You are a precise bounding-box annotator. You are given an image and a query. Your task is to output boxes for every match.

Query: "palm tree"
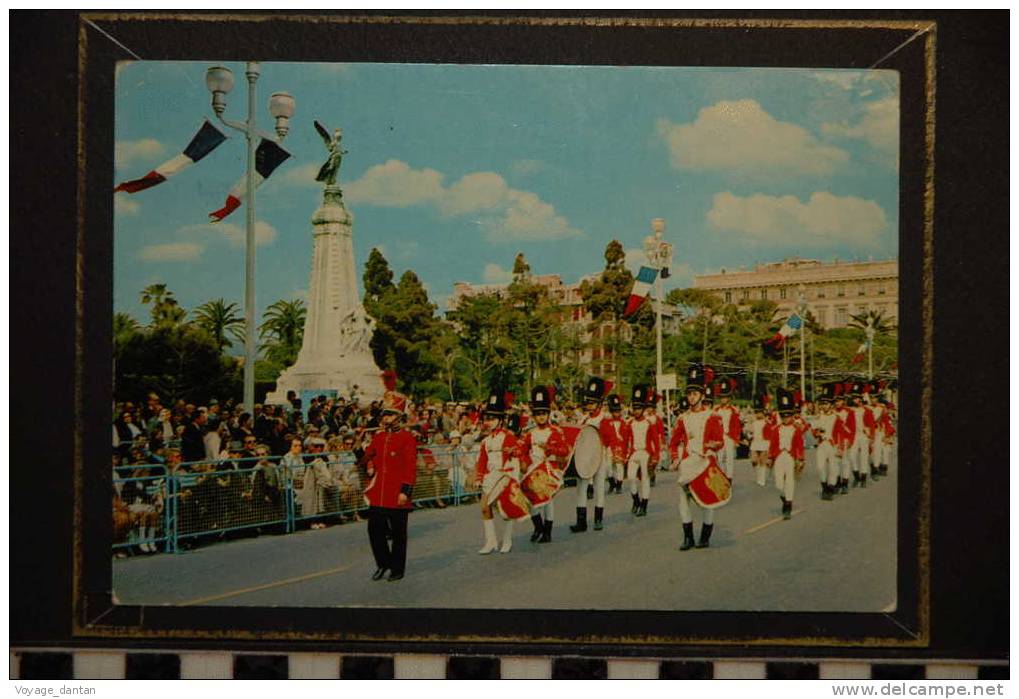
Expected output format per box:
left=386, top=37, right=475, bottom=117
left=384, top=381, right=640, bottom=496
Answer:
left=259, top=298, right=307, bottom=366
left=848, top=308, right=897, bottom=335
left=192, top=299, right=245, bottom=352
left=140, top=283, right=185, bottom=328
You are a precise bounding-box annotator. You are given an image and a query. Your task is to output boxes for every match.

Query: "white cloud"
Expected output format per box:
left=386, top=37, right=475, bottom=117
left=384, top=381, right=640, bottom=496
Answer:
left=822, top=96, right=899, bottom=161
left=344, top=160, right=582, bottom=241
left=115, top=138, right=164, bottom=168
left=707, top=191, right=887, bottom=248
left=811, top=70, right=866, bottom=91
left=483, top=263, right=513, bottom=284
left=178, top=220, right=277, bottom=248
left=138, top=242, right=204, bottom=263
left=656, top=99, right=849, bottom=177
left=114, top=194, right=140, bottom=216
left=277, top=162, right=321, bottom=188
left=623, top=247, right=648, bottom=275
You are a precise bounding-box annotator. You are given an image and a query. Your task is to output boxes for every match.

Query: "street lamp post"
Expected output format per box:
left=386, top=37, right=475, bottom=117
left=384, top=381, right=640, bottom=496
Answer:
left=644, top=218, right=673, bottom=420
left=797, top=285, right=807, bottom=401
left=866, top=322, right=876, bottom=380
left=205, top=63, right=295, bottom=413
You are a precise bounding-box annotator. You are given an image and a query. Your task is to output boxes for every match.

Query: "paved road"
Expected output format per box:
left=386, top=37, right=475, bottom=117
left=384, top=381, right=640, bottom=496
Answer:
left=114, top=458, right=896, bottom=611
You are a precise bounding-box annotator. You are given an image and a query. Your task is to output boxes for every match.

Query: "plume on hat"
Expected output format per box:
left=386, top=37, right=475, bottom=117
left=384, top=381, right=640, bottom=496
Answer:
left=381, top=370, right=398, bottom=392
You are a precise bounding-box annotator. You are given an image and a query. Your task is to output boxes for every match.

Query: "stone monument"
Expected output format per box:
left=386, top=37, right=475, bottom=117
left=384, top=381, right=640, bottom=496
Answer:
left=265, top=122, right=384, bottom=406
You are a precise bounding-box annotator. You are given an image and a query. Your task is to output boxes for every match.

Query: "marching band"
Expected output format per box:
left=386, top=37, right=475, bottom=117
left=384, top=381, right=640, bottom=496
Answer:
left=362, top=367, right=898, bottom=579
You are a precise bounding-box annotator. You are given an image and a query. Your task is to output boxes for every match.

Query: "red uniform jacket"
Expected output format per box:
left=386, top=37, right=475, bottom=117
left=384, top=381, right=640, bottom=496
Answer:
left=621, top=417, right=661, bottom=463
left=518, top=424, right=570, bottom=469
left=668, top=408, right=725, bottom=462
left=474, top=428, right=519, bottom=478
left=717, top=404, right=743, bottom=442
left=363, top=428, right=418, bottom=509
left=835, top=407, right=856, bottom=450
left=602, top=416, right=627, bottom=463
left=877, top=410, right=896, bottom=438
left=859, top=406, right=877, bottom=440
left=764, top=422, right=806, bottom=461
left=647, top=414, right=665, bottom=455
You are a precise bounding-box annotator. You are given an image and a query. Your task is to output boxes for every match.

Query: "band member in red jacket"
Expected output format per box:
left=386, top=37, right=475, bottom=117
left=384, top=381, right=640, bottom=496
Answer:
left=713, top=378, right=742, bottom=479
left=362, top=389, right=418, bottom=582
left=571, top=376, right=611, bottom=533
left=669, top=365, right=726, bottom=550
left=622, top=384, right=660, bottom=517
left=833, top=382, right=857, bottom=495
left=474, top=391, right=521, bottom=554
left=872, top=394, right=896, bottom=478
left=811, top=383, right=850, bottom=501
left=847, top=381, right=877, bottom=489
left=604, top=394, right=628, bottom=494
left=765, top=388, right=806, bottom=520
left=518, top=386, right=571, bottom=543
left=644, top=391, right=666, bottom=486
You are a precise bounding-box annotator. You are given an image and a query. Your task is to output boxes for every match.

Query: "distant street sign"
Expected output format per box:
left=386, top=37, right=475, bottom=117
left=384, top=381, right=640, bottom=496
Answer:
left=656, top=373, right=677, bottom=391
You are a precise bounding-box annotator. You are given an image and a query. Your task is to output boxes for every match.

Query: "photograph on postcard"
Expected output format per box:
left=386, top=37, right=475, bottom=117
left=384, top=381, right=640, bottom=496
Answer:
left=109, top=61, right=900, bottom=611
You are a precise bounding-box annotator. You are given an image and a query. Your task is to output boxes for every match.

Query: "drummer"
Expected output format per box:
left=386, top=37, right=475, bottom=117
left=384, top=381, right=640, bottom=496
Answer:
left=669, top=365, right=727, bottom=551
left=570, top=376, right=611, bottom=533
left=473, top=391, right=521, bottom=554
left=517, top=386, right=570, bottom=543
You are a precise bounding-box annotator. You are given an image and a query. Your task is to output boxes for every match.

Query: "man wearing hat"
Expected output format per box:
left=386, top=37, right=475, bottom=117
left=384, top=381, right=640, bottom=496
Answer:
left=604, top=394, right=628, bottom=495
left=474, top=391, right=521, bottom=554
left=812, top=383, right=849, bottom=501
left=517, top=386, right=570, bottom=543
left=668, top=364, right=727, bottom=550
left=831, top=382, right=856, bottom=495
left=571, top=376, right=612, bottom=533
left=867, top=387, right=889, bottom=481
left=846, top=381, right=877, bottom=489
left=361, top=388, right=417, bottom=582
left=713, top=378, right=743, bottom=479
left=643, top=390, right=666, bottom=487
left=622, top=384, right=659, bottom=517
left=872, top=393, right=896, bottom=479
left=749, top=395, right=771, bottom=487
left=764, top=388, right=806, bottom=519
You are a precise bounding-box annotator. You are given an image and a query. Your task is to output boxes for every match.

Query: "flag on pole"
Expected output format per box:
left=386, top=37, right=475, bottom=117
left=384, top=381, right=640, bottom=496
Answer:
left=761, top=313, right=803, bottom=357
left=114, top=120, right=227, bottom=194
left=851, top=339, right=871, bottom=364
left=209, top=138, right=292, bottom=222
left=623, top=266, right=659, bottom=317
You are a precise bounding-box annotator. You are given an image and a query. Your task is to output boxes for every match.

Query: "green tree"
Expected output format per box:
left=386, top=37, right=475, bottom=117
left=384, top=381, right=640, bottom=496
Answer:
left=258, top=298, right=306, bottom=367
left=192, top=299, right=245, bottom=352
left=505, top=252, right=558, bottom=396
left=140, top=283, right=186, bottom=328
left=362, top=247, right=396, bottom=319
left=579, top=240, right=639, bottom=389
left=447, top=293, right=516, bottom=400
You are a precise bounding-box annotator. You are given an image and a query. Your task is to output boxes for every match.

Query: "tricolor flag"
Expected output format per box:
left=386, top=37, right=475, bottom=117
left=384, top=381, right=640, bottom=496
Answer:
left=623, top=266, right=659, bottom=317
left=762, top=313, right=803, bottom=357
left=209, top=138, right=292, bottom=222
left=851, top=339, right=871, bottom=365
left=114, top=120, right=227, bottom=194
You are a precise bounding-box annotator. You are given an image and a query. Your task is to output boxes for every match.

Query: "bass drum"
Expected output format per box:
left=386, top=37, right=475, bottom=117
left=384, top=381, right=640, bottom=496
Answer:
left=572, top=424, right=603, bottom=479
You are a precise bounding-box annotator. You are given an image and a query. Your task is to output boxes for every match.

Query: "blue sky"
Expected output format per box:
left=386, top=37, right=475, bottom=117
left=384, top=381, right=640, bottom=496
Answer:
left=114, top=61, right=899, bottom=322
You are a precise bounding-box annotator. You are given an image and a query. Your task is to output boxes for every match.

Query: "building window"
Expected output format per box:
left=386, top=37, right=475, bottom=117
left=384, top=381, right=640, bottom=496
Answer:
left=760, top=289, right=767, bottom=300
left=779, top=287, right=787, bottom=300
left=858, top=284, right=866, bottom=296
left=816, top=308, right=827, bottom=326
left=740, top=289, right=749, bottom=301
left=878, top=283, right=886, bottom=295
left=724, top=291, right=732, bottom=303
left=817, top=287, right=826, bottom=299
left=835, top=306, right=848, bottom=327
left=837, top=285, right=846, bottom=298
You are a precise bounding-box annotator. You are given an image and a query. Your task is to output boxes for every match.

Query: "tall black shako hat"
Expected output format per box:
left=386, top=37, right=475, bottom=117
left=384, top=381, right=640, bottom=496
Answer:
left=631, top=384, right=651, bottom=409
left=583, top=376, right=606, bottom=404
left=530, top=385, right=552, bottom=413
left=483, top=390, right=508, bottom=417
left=818, top=382, right=837, bottom=404
left=685, top=363, right=714, bottom=392
left=607, top=394, right=623, bottom=413
left=776, top=387, right=797, bottom=416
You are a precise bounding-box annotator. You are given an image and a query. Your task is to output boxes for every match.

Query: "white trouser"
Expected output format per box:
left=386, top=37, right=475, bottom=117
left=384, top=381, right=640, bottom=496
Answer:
left=848, top=436, right=870, bottom=474
left=536, top=499, right=555, bottom=520
left=613, top=459, right=625, bottom=483
left=773, top=452, right=796, bottom=502
left=871, top=437, right=887, bottom=467
left=752, top=450, right=768, bottom=486
left=816, top=442, right=840, bottom=485
left=626, top=451, right=650, bottom=500
left=718, top=436, right=736, bottom=477
left=576, top=451, right=608, bottom=509
left=678, top=488, right=715, bottom=525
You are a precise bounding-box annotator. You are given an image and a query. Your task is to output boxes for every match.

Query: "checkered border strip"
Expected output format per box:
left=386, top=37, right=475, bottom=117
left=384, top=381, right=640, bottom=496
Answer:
left=10, top=650, right=1008, bottom=679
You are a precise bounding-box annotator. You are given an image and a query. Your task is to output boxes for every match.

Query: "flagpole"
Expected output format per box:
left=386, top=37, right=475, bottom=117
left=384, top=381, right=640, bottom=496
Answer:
left=866, top=321, right=875, bottom=380
left=798, top=285, right=806, bottom=401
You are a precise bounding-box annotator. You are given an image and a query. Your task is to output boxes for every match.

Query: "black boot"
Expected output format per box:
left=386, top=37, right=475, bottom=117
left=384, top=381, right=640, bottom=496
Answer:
left=840, top=477, right=849, bottom=495
left=870, top=465, right=880, bottom=481
left=821, top=483, right=834, bottom=501
left=593, top=506, right=604, bottom=531
left=530, top=514, right=544, bottom=542
left=679, top=522, right=695, bottom=551
left=860, top=473, right=868, bottom=488
left=696, top=523, right=713, bottom=548
left=636, top=499, right=648, bottom=517
left=539, top=520, right=552, bottom=543
left=631, top=493, right=640, bottom=514
left=569, top=507, right=587, bottom=533
left=880, top=464, right=888, bottom=476
left=782, top=500, right=793, bottom=520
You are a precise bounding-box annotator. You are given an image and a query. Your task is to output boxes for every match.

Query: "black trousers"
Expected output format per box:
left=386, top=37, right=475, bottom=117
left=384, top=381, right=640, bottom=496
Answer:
left=367, top=507, right=410, bottom=575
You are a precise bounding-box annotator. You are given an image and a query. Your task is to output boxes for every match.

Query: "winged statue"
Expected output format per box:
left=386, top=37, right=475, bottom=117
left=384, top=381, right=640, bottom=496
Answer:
left=314, top=120, right=348, bottom=186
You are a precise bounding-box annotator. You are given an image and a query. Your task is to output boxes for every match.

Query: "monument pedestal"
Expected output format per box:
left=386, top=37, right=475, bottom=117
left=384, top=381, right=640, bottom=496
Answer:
left=265, top=185, right=384, bottom=406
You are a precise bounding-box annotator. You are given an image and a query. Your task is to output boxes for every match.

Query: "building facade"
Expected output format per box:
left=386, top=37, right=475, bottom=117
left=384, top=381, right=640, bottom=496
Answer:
left=692, top=257, right=898, bottom=330
left=448, top=273, right=682, bottom=380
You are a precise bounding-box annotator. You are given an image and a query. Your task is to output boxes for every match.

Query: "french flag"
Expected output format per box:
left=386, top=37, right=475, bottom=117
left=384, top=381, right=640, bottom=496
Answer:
left=623, top=266, right=659, bottom=317
left=114, top=120, right=227, bottom=194
left=851, top=339, right=870, bottom=364
left=209, top=138, right=292, bottom=222
left=762, top=313, right=803, bottom=356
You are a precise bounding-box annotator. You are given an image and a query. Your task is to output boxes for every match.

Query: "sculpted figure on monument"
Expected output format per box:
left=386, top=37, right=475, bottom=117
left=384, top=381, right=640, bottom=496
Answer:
left=337, top=305, right=375, bottom=356
left=314, top=120, right=348, bottom=186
